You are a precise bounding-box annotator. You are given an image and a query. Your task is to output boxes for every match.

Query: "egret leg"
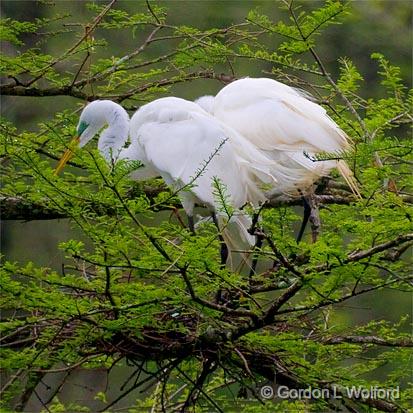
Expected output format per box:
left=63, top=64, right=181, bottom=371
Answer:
left=247, top=205, right=267, bottom=278
left=249, top=232, right=264, bottom=278
left=296, top=193, right=320, bottom=243
left=297, top=179, right=325, bottom=243
left=296, top=197, right=311, bottom=244
left=308, top=194, right=320, bottom=243
left=188, top=215, right=196, bottom=235
left=211, top=213, right=228, bottom=267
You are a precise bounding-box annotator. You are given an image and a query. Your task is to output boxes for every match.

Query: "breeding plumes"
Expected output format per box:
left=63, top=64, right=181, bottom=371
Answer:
left=55, top=98, right=278, bottom=267
left=128, top=97, right=277, bottom=211
left=196, top=77, right=360, bottom=197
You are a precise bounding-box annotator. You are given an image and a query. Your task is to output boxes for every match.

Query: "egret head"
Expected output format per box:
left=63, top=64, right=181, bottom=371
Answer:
left=76, top=100, right=114, bottom=147
left=77, top=120, right=90, bottom=146
left=54, top=100, right=128, bottom=175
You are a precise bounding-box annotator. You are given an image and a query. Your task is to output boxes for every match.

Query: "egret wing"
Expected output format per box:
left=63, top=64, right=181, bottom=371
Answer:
left=211, top=77, right=359, bottom=195
left=136, top=108, right=249, bottom=209
left=213, top=77, right=349, bottom=153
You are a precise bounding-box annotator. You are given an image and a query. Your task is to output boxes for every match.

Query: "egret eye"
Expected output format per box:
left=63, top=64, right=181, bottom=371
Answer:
left=77, top=121, right=88, bottom=136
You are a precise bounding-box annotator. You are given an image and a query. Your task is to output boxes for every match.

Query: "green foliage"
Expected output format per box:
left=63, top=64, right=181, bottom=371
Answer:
left=0, top=1, right=412, bottom=412
left=0, top=16, right=64, bottom=45
left=212, top=177, right=235, bottom=219
left=337, top=57, right=364, bottom=94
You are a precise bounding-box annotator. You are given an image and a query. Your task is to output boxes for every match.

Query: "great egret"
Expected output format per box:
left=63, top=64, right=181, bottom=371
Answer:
left=196, top=77, right=360, bottom=241
left=196, top=77, right=359, bottom=196
left=55, top=98, right=278, bottom=266
left=128, top=96, right=280, bottom=265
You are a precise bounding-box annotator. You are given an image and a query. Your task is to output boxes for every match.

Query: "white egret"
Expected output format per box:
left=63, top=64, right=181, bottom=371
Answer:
left=55, top=98, right=278, bottom=267
left=128, top=96, right=279, bottom=266
left=196, top=77, right=359, bottom=196
left=196, top=77, right=360, bottom=241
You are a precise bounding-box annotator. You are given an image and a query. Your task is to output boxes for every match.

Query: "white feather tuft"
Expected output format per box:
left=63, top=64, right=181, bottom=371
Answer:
left=218, top=212, right=255, bottom=271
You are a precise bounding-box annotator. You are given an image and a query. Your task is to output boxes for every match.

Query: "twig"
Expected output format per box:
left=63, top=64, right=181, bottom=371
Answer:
left=346, top=234, right=413, bottom=262
left=180, top=266, right=257, bottom=319
left=27, top=0, right=118, bottom=86
left=234, top=348, right=253, bottom=376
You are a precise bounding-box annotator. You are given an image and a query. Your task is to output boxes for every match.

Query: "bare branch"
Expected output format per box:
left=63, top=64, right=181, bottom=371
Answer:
left=0, top=84, right=90, bottom=100
left=346, top=234, right=413, bottom=262
left=26, top=0, right=118, bottom=86
left=322, top=335, right=413, bottom=347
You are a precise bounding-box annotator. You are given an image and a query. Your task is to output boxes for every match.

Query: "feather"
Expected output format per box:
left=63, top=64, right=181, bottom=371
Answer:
left=218, top=212, right=254, bottom=272
left=208, top=77, right=361, bottom=196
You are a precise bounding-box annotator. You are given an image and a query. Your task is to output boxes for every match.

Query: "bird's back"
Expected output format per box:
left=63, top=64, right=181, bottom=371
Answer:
left=210, top=77, right=355, bottom=194
left=213, top=77, right=349, bottom=152
left=130, top=97, right=273, bottom=211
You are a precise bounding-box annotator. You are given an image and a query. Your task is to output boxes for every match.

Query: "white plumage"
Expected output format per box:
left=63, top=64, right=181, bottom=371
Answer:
left=196, top=77, right=359, bottom=196
left=55, top=77, right=359, bottom=265
left=129, top=97, right=280, bottom=263
left=129, top=97, right=276, bottom=213
left=55, top=98, right=279, bottom=266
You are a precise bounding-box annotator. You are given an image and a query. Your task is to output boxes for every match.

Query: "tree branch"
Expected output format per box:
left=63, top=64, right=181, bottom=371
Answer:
left=322, top=335, right=413, bottom=347
left=0, top=191, right=361, bottom=221
left=346, top=234, right=413, bottom=262
left=0, top=84, right=91, bottom=100
left=0, top=196, right=66, bottom=220
left=179, top=266, right=257, bottom=319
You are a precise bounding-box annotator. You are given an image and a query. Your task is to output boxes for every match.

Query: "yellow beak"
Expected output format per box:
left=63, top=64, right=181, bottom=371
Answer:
left=54, top=136, right=80, bottom=175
